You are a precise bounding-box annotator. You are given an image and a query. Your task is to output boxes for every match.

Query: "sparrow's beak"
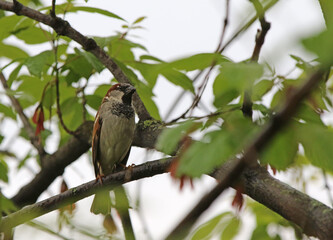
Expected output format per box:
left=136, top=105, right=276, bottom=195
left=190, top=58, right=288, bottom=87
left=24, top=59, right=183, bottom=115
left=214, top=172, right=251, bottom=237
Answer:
left=125, top=85, right=136, bottom=96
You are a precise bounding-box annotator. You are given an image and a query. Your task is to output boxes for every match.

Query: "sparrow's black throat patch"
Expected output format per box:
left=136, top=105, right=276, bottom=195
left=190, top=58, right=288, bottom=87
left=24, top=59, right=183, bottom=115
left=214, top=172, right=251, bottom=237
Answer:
left=110, top=102, right=135, bottom=119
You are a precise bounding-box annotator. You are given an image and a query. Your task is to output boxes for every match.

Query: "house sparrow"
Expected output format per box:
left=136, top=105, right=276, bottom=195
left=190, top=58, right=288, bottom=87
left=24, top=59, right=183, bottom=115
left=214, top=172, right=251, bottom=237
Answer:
left=90, top=83, right=136, bottom=215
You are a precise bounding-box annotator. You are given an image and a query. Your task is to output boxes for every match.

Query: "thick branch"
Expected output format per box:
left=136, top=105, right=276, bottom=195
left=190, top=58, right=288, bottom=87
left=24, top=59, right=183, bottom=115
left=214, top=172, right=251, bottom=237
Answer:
left=166, top=67, right=329, bottom=239
left=0, top=0, right=151, bottom=121
left=5, top=156, right=333, bottom=239
left=1, top=158, right=172, bottom=232
left=10, top=120, right=161, bottom=207
left=11, top=121, right=93, bottom=207
left=0, top=72, right=45, bottom=157
left=214, top=163, right=333, bottom=240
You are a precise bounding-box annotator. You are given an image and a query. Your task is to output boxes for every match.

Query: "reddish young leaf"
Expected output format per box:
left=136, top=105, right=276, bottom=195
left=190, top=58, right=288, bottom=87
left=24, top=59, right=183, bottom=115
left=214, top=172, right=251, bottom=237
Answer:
left=271, top=166, right=277, bottom=175
left=32, top=105, right=45, bottom=136
left=168, top=136, right=195, bottom=190
left=231, top=185, right=244, bottom=212
left=265, top=164, right=277, bottom=175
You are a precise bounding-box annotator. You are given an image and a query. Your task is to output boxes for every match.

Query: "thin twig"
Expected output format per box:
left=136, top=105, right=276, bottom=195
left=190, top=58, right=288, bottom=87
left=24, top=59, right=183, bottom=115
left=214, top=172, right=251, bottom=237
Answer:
left=242, top=0, right=271, bottom=118
left=216, top=0, right=230, bottom=53
left=166, top=67, right=328, bottom=239
left=167, top=0, right=278, bottom=123
left=80, top=84, right=87, bottom=122
left=51, top=40, right=77, bottom=137
left=219, top=0, right=277, bottom=53
left=50, top=0, right=56, bottom=18
left=250, top=0, right=271, bottom=62
left=167, top=1, right=231, bottom=122
left=0, top=72, right=46, bottom=157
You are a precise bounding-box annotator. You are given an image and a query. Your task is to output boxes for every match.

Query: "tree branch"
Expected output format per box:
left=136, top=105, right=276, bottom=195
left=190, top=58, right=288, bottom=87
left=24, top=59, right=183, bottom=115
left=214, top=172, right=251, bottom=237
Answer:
left=10, top=120, right=161, bottom=207
left=5, top=156, right=333, bottom=239
left=166, top=67, right=330, bottom=239
left=214, top=162, right=333, bottom=240
left=0, top=71, right=46, bottom=157
left=11, top=121, right=92, bottom=207
left=1, top=158, right=172, bottom=232
left=0, top=0, right=151, bottom=121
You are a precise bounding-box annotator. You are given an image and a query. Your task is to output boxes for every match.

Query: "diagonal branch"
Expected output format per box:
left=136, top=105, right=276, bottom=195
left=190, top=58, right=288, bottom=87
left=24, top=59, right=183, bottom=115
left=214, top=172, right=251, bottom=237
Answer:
left=0, top=71, right=46, bottom=157
left=166, top=66, right=330, bottom=239
left=1, top=158, right=173, bottom=232
left=4, top=155, right=333, bottom=239
left=10, top=120, right=161, bottom=207
left=0, top=0, right=151, bottom=121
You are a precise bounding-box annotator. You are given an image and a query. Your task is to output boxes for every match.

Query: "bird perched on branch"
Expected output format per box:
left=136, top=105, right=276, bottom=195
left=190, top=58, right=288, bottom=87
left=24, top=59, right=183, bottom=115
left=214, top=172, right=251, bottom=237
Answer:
left=90, top=83, right=136, bottom=238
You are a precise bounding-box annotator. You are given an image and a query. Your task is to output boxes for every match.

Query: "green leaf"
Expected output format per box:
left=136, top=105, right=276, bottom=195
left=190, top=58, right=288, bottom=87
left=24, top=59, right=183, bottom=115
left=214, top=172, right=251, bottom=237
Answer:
left=135, top=82, right=161, bottom=120
left=8, top=63, right=23, bottom=87
left=252, top=79, right=274, bottom=101
left=168, top=53, right=229, bottom=71
left=133, top=16, right=147, bottom=24
left=130, top=62, right=159, bottom=87
left=60, top=97, right=83, bottom=130
left=139, top=55, right=164, bottom=63
left=65, top=70, right=81, bottom=85
left=318, top=0, right=333, bottom=27
left=295, top=104, right=324, bottom=125
left=65, top=53, right=93, bottom=79
left=191, top=212, right=231, bottom=240
left=0, top=158, right=8, bottom=183
left=160, top=68, right=194, bottom=93
left=0, top=104, right=16, bottom=120
left=107, top=38, right=136, bottom=61
left=178, top=112, right=257, bottom=177
left=290, top=54, right=313, bottom=70
left=156, top=121, right=201, bottom=155
left=17, top=75, right=44, bottom=107
left=302, top=28, right=333, bottom=66
left=260, top=123, right=298, bottom=170
left=214, top=62, right=264, bottom=107
left=220, top=217, right=240, bottom=240
left=76, top=50, right=104, bottom=73
left=15, top=26, right=52, bottom=44
left=0, top=43, right=29, bottom=59
left=68, top=6, right=124, bottom=21
left=18, top=151, right=32, bottom=170
left=0, top=15, right=21, bottom=40
left=43, top=86, right=55, bottom=110
left=0, top=195, right=17, bottom=215
left=85, top=95, right=103, bottom=110
left=296, top=123, right=333, bottom=172
left=251, top=225, right=271, bottom=240
left=24, top=51, right=54, bottom=77
left=94, top=84, right=112, bottom=97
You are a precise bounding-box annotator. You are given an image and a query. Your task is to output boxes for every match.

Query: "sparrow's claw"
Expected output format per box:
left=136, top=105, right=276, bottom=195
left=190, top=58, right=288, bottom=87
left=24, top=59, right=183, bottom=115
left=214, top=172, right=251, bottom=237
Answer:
left=95, top=174, right=105, bottom=183
left=124, top=164, right=135, bottom=182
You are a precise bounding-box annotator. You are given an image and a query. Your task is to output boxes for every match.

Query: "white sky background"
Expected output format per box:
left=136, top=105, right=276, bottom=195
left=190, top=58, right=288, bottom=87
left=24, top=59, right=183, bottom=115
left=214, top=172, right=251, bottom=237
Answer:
left=0, top=0, right=331, bottom=239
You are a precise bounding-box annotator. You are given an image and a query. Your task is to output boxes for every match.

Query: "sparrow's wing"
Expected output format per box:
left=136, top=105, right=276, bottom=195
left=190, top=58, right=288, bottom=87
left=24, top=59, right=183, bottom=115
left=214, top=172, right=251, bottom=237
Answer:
left=92, top=112, right=103, bottom=178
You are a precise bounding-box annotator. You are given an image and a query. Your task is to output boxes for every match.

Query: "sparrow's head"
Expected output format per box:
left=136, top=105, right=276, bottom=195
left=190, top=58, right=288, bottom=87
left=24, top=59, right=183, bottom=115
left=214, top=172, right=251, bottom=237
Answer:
left=104, top=83, right=136, bottom=105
